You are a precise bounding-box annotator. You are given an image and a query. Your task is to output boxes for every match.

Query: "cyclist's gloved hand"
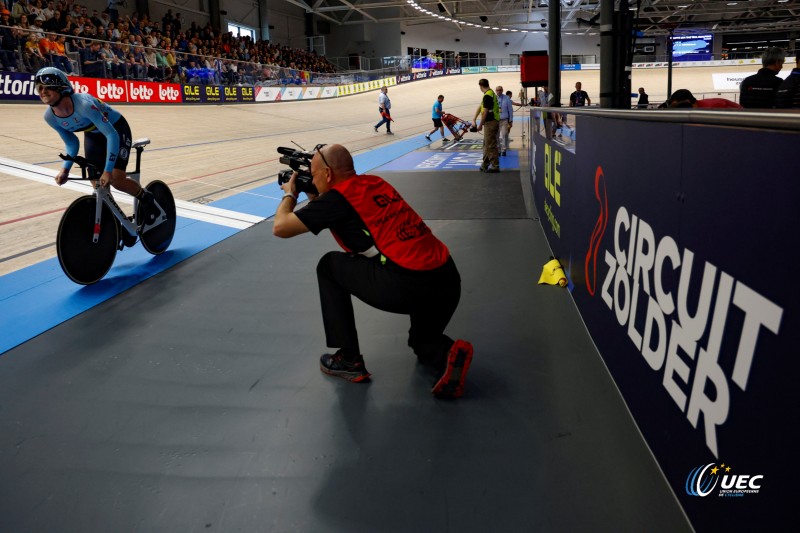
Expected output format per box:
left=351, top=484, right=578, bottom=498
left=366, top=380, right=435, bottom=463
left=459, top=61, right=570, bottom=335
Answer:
left=99, top=171, right=112, bottom=188
left=55, top=168, right=70, bottom=186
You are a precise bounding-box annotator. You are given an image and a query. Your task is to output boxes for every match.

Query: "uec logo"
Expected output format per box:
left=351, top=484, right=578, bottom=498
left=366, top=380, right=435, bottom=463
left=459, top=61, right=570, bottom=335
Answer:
left=685, top=463, right=719, bottom=497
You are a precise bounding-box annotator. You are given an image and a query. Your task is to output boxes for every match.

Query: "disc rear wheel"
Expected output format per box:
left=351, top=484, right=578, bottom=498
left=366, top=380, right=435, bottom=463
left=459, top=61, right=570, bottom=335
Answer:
left=139, top=180, right=176, bottom=255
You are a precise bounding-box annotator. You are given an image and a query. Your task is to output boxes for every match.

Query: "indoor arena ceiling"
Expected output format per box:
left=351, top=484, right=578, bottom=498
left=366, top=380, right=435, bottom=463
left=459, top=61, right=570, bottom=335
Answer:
left=282, top=0, right=800, bottom=36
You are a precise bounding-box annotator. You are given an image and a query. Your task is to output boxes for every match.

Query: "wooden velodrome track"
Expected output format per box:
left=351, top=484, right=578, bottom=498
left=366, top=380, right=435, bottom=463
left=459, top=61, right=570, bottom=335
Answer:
left=0, top=64, right=768, bottom=277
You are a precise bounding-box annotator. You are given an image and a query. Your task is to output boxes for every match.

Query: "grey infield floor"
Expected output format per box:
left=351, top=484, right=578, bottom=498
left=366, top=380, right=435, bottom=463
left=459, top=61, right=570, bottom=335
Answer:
left=0, top=167, right=692, bottom=532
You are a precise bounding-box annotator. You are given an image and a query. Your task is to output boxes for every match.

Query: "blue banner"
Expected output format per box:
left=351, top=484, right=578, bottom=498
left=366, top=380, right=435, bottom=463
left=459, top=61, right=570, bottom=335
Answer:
left=531, top=115, right=797, bottom=531
left=0, top=70, right=38, bottom=101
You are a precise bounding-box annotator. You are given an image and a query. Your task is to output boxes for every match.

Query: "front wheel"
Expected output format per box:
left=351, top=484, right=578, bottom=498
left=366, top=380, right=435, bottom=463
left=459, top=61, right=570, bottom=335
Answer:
left=139, top=180, right=176, bottom=255
left=57, top=195, right=119, bottom=285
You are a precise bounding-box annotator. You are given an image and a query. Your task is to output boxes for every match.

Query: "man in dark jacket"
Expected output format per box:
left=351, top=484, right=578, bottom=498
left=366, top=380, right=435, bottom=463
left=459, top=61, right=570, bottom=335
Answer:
left=740, top=47, right=786, bottom=108
left=775, top=50, right=800, bottom=109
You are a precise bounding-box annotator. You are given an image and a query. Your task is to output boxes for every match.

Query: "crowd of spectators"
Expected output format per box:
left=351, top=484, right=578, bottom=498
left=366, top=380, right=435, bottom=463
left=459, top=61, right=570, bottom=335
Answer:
left=1, top=0, right=338, bottom=84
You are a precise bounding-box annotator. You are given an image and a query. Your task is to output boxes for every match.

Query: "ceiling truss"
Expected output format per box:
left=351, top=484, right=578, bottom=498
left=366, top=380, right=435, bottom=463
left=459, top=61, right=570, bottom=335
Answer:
left=281, top=0, right=800, bottom=36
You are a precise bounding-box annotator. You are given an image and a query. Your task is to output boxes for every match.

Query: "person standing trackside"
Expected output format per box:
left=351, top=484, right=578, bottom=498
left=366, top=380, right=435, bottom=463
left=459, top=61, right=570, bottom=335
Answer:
left=496, top=85, right=513, bottom=156
left=374, top=86, right=393, bottom=135
left=272, top=144, right=474, bottom=399
left=473, top=78, right=500, bottom=173
left=774, top=50, right=800, bottom=109
left=636, top=87, right=649, bottom=109
left=740, top=47, right=786, bottom=109
left=425, top=94, right=449, bottom=142
left=570, top=81, right=591, bottom=107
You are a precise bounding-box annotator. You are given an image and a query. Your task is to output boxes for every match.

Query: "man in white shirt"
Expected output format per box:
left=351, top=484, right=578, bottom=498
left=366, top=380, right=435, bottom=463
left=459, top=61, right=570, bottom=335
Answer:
left=374, top=86, right=393, bottom=135
left=496, top=85, right=514, bottom=156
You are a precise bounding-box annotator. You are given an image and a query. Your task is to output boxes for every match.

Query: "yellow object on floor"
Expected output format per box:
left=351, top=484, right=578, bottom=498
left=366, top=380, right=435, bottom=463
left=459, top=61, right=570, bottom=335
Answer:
left=538, top=258, right=567, bottom=287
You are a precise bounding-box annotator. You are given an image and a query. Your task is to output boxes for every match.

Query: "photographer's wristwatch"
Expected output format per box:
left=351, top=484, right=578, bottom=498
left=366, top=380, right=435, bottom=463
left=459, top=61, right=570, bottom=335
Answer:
left=283, top=191, right=297, bottom=201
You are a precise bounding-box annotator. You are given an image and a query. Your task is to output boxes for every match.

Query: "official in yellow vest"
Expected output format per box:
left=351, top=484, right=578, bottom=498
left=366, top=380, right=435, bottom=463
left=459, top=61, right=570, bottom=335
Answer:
left=473, top=78, right=500, bottom=172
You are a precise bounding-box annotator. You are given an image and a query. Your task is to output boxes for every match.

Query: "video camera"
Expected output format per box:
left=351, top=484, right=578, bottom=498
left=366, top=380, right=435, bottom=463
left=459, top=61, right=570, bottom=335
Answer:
left=277, top=145, right=320, bottom=196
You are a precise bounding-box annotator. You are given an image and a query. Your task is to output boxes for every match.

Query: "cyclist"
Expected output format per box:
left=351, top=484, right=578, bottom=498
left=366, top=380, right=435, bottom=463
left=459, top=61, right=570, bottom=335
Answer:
left=34, top=67, right=156, bottom=220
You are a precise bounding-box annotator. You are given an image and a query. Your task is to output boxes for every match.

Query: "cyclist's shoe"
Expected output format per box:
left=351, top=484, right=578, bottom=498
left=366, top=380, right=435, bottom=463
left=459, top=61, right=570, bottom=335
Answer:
left=119, top=232, right=137, bottom=249
left=425, top=134, right=431, bottom=141
left=432, top=340, right=473, bottom=399
left=137, top=189, right=159, bottom=224
left=442, top=138, right=450, bottom=142
left=320, top=351, right=371, bottom=383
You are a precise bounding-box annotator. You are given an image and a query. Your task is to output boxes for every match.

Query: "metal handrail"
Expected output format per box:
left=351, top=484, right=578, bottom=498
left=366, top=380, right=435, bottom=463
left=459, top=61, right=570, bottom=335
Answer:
left=538, top=106, right=800, bottom=132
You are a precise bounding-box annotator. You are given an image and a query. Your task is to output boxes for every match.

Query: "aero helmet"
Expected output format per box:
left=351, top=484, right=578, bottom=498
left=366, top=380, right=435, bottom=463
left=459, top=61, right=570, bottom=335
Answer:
left=34, top=67, right=74, bottom=96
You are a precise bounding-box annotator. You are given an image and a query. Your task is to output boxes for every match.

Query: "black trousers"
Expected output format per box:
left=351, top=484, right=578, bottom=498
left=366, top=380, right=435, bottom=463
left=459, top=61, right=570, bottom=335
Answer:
left=317, top=251, right=461, bottom=366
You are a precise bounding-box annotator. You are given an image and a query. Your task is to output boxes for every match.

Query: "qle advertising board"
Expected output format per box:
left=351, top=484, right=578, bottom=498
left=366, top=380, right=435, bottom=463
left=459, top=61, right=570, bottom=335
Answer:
left=530, top=114, right=797, bottom=532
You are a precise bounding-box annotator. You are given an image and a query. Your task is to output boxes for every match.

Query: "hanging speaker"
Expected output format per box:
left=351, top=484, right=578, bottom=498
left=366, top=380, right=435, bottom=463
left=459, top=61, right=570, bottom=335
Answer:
left=520, top=50, right=548, bottom=87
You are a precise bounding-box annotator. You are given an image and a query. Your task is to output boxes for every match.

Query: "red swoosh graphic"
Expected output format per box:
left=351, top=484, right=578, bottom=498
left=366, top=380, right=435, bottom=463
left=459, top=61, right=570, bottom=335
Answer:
left=585, top=166, right=608, bottom=296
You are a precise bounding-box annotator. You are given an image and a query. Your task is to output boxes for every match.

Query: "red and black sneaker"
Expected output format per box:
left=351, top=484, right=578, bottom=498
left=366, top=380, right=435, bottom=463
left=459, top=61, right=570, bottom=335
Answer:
left=320, top=351, right=371, bottom=383
left=432, top=340, right=473, bottom=399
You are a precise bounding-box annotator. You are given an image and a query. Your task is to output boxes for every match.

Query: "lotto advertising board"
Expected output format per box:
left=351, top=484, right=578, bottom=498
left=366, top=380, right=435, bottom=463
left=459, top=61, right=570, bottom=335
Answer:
left=67, top=77, right=182, bottom=103
left=531, top=115, right=797, bottom=532
left=0, top=71, right=183, bottom=103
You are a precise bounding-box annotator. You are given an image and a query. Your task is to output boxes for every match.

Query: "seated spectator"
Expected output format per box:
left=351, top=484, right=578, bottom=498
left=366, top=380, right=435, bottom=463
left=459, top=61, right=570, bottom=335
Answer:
left=155, top=47, right=171, bottom=81
left=79, top=40, right=105, bottom=77
left=41, top=1, right=55, bottom=22
left=100, top=41, right=126, bottom=78
left=128, top=46, right=147, bottom=79
left=23, top=33, right=46, bottom=73
left=60, top=13, right=75, bottom=33
left=0, top=10, right=22, bottom=71
left=42, top=9, right=60, bottom=32
left=12, top=0, right=31, bottom=23
left=107, top=21, right=120, bottom=41
left=49, top=34, right=74, bottom=74
left=667, top=89, right=743, bottom=109
left=15, top=13, right=31, bottom=31
left=29, top=15, right=45, bottom=39
left=66, top=26, right=85, bottom=53
left=143, top=46, right=158, bottom=80
left=163, top=45, right=177, bottom=81
left=36, top=31, right=54, bottom=60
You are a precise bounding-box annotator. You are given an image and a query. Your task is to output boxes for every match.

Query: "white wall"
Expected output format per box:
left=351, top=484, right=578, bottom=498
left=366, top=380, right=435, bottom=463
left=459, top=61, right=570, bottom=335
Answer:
left=397, top=21, right=600, bottom=62
left=325, top=21, right=403, bottom=60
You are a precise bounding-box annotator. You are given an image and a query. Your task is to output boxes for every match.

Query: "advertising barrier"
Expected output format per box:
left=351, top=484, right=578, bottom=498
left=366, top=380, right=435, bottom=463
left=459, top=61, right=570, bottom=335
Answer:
left=0, top=67, right=493, bottom=105
left=0, top=67, right=464, bottom=105
left=530, top=113, right=797, bottom=532
left=0, top=70, right=40, bottom=101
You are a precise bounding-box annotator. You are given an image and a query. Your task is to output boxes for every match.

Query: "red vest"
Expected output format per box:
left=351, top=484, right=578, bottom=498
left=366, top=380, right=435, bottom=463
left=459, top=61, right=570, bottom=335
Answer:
left=331, top=175, right=449, bottom=271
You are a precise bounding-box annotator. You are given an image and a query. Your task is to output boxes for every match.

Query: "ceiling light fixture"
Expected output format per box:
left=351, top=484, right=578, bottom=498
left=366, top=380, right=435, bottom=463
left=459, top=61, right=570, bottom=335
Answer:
left=403, top=0, right=586, bottom=34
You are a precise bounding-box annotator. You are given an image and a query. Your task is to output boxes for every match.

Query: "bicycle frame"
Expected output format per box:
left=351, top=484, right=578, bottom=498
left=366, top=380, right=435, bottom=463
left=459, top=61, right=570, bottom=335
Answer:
left=62, top=139, right=167, bottom=243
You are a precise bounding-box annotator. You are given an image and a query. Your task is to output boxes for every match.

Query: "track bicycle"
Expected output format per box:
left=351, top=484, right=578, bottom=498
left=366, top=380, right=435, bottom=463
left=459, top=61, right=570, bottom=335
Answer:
left=56, top=138, right=177, bottom=285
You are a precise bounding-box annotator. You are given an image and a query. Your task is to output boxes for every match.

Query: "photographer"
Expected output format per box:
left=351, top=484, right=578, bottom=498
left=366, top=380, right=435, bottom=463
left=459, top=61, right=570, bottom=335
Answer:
left=273, top=144, right=473, bottom=399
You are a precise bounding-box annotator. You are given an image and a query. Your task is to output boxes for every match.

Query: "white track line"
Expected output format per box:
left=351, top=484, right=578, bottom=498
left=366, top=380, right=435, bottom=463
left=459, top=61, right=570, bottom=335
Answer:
left=0, top=156, right=264, bottom=230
